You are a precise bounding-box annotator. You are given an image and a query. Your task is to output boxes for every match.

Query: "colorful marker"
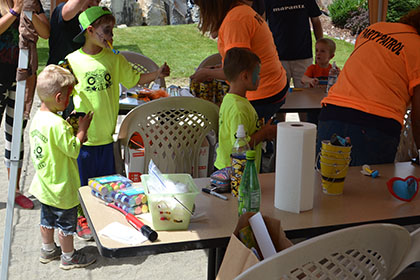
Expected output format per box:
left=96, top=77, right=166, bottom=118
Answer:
left=107, top=40, right=120, bottom=54
left=362, top=164, right=379, bottom=178
left=202, top=188, right=228, bottom=200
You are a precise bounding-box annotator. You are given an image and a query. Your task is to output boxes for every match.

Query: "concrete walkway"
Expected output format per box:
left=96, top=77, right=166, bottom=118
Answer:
left=0, top=96, right=207, bottom=280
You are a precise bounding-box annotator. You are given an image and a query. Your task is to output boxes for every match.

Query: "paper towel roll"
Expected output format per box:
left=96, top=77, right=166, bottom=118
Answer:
left=275, top=122, right=317, bottom=213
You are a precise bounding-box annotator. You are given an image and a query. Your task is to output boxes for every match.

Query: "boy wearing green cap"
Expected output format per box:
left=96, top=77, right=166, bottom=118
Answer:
left=65, top=7, right=170, bottom=188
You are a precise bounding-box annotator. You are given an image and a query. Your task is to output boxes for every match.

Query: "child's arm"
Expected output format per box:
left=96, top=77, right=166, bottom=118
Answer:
left=76, top=112, right=93, bottom=144
left=301, top=75, right=318, bottom=88
left=249, top=118, right=277, bottom=148
left=137, top=63, right=170, bottom=86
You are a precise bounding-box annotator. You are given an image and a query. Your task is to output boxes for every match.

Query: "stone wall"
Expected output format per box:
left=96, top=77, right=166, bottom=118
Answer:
left=138, top=0, right=196, bottom=26
left=111, top=0, right=144, bottom=26
left=41, top=0, right=335, bottom=26
left=40, top=0, right=197, bottom=26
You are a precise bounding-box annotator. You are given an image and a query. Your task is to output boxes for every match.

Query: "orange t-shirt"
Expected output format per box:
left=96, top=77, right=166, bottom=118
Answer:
left=322, top=22, right=420, bottom=125
left=304, top=63, right=331, bottom=81
left=218, top=5, right=287, bottom=101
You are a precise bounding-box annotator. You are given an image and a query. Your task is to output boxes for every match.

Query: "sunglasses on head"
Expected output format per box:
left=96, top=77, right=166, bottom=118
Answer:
left=387, top=176, right=419, bottom=202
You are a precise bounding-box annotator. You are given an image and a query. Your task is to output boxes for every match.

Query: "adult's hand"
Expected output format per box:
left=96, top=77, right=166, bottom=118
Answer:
left=190, top=66, right=226, bottom=83
left=12, top=0, right=23, bottom=14
left=0, top=0, right=22, bottom=34
left=62, top=0, right=100, bottom=21
left=190, top=67, right=212, bottom=83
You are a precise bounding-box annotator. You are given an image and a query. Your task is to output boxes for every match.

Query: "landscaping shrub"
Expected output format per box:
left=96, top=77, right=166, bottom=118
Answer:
left=386, top=0, right=420, bottom=22
left=344, top=7, right=369, bottom=36
left=328, top=0, right=366, bottom=28
left=330, top=0, right=420, bottom=35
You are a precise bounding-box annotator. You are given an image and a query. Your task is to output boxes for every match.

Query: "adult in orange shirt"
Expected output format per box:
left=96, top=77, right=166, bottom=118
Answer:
left=190, top=0, right=288, bottom=122
left=317, top=7, right=420, bottom=166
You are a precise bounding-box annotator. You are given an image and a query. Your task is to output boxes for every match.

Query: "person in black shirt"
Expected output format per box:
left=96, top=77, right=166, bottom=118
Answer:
left=47, top=0, right=100, bottom=65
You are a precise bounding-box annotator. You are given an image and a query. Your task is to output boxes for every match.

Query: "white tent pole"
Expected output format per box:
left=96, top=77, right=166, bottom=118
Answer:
left=0, top=10, right=32, bottom=280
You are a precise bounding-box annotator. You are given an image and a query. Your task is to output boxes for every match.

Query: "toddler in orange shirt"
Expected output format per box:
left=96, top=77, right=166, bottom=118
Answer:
left=301, top=38, right=339, bottom=88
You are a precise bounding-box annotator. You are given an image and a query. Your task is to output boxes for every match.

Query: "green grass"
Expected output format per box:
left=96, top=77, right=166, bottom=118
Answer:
left=37, top=24, right=354, bottom=80
left=37, top=24, right=218, bottom=80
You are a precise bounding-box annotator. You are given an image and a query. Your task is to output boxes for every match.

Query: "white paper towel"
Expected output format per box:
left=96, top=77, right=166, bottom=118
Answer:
left=275, top=122, right=317, bottom=213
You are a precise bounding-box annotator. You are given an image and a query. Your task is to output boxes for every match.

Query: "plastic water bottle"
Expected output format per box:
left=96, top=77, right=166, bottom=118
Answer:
left=238, top=150, right=261, bottom=216
left=230, top=124, right=250, bottom=197
left=326, top=61, right=339, bottom=93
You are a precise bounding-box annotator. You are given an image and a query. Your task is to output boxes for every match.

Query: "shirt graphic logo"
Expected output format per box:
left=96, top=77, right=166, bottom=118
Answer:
left=359, top=28, right=404, bottom=55
left=31, top=129, right=48, bottom=170
left=34, top=146, right=43, bottom=160
left=273, top=4, right=305, bottom=12
left=84, top=69, right=112, bottom=92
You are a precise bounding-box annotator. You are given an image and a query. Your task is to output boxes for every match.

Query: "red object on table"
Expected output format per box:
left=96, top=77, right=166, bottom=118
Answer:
left=106, top=203, right=158, bottom=242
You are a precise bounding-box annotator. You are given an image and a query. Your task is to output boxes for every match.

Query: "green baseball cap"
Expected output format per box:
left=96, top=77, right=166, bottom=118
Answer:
left=73, top=6, right=112, bottom=44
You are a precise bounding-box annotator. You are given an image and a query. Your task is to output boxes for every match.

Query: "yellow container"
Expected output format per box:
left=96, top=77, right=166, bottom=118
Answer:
left=321, top=140, right=351, bottom=159
left=319, top=144, right=351, bottom=195
left=141, top=174, right=199, bottom=230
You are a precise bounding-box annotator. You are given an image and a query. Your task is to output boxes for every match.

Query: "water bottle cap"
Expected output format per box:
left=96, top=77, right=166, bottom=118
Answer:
left=246, top=150, right=256, bottom=159
left=236, top=124, right=246, bottom=138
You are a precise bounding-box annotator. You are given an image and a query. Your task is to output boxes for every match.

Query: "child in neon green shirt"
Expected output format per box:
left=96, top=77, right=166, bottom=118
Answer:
left=65, top=6, right=170, bottom=186
left=29, top=65, right=96, bottom=269
left=215, top=47, right=277, bottom=172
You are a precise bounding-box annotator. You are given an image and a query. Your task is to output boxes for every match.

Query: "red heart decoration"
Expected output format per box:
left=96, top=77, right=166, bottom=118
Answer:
left=387, top=176, right=419, bottom=202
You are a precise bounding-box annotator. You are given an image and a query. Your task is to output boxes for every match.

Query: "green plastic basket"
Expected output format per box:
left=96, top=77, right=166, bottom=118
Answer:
left=141, top=174, right=199, bottom=230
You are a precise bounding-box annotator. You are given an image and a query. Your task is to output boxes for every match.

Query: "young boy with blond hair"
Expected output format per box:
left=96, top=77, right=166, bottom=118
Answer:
left=215, top=47, right=277, bottom=172
left=29, top=64, right=95, bottom=269
left=301, top=38, right=339, bottom=88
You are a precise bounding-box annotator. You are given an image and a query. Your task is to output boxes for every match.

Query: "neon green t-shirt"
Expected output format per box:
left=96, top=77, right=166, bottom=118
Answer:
left=29, top=111, right=82, bottom=209
left=66, top=48, right=140, bottom=146
left=215, top=93, right=262, bottom=171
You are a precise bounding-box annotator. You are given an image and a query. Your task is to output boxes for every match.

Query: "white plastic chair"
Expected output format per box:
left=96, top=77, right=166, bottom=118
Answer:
left=197, top=53, right=222, bottom=69
left=119, top=51, right=166, bottom=91
left=392, top=226, right=420, bottom=278
left=117, top=96, right=219, bottom=178
left=235, top=223, right=411, bottom=280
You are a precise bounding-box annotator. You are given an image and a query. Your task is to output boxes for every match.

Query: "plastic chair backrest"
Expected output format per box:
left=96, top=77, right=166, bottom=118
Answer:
left=235, top=223, right=411, bottom=280
left=119, top=51, right=166, bottom=91
left=392, top=226, right=420, bottom=278
left=197, top=53, right=222, bottom=69
left=118, top=96, right=219, bottom=178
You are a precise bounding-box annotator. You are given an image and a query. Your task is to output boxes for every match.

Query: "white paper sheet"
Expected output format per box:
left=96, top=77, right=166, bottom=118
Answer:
left=99, top=222, right=148, bottom=245
left=249, top=212, right=276, bottom=259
